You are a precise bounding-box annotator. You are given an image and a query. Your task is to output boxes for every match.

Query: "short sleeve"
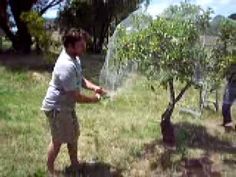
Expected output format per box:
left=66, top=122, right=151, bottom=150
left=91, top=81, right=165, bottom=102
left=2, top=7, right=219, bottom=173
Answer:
left=59, top=64, right=77, bottom=92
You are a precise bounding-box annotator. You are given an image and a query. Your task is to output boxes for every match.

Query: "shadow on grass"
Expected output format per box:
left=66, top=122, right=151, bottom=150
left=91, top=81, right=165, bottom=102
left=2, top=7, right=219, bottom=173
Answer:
left=138, top=121, right=236, bottom=176
left=62, top=161, right=122, bottom=177
left=0, top=51, right=54, bottom=72
left=174, top=122, right=236, bottom=154
left=29, top=161, right=122, bottom=177
left=142, top=122, right=235, bottom=157
left=0, top=51, right=105, bottom=83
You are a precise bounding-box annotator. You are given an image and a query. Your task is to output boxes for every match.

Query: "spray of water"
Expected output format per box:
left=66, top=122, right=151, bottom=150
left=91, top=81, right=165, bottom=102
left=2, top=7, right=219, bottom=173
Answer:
left=99, top=7, right=151, bottom=97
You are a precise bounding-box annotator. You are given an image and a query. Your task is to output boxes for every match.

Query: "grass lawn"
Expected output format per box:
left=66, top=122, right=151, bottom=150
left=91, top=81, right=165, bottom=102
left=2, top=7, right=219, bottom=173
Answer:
left=0, top=56, right=235, bottom=177
left=0, top=37, right=11, bottom=51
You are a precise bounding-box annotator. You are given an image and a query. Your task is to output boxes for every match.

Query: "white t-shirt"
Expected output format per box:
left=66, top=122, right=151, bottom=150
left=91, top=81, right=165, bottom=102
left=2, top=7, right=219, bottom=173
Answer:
left=41, top=49, right=82, bottom=111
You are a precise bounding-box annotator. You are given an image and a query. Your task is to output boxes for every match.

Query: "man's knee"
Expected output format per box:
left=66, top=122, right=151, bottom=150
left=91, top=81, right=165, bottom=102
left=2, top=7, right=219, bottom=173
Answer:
left=67, top=142, right=77, bottom=151
left=51, top=139, right=62, bottom=149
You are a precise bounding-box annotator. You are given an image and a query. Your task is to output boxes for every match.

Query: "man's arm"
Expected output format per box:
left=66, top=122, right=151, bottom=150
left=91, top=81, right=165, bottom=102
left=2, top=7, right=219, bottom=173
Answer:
left=82, top=77, right=108, bottom=96
left=67, top=90, right=101, bottom=103
left=82, top=77, right=100, bottom=91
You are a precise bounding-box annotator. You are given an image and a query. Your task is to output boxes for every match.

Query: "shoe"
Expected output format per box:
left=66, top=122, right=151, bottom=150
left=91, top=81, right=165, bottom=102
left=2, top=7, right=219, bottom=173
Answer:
left=221, top=121, right=233, bottom=127
left=224, top=122, right=234, bottom=127
left=223, top=122, right=235, bottom=132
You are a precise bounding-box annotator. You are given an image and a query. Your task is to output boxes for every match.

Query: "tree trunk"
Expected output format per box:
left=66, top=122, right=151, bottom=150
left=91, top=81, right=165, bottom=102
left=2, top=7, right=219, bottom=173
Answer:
left=0, top=0, right=19, bottom=50
left=92, top=26, right=98, bottom=53
left=97, top=14, right=112, bottom=53
left=161, top=80, right=176, bottom=146
left=160, top=81, right=191, bottom=147
left=0, top=18, right=19, bottom=49
left=97, top=23, right=107, bottom=53
left=9, top=0, right=34, bottom=53
left=161, top=103, right=175, bottom=147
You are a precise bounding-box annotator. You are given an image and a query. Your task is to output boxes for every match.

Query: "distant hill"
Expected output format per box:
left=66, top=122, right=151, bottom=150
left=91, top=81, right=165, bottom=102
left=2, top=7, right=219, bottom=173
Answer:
left=207, top=15, right=226, bottom=35
left=207, top=14, right=236, bottom=35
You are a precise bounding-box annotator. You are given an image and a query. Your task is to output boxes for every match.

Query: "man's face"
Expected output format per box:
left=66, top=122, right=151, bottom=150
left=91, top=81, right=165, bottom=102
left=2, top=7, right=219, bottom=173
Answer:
left=73, top=40, right=87, bottom=56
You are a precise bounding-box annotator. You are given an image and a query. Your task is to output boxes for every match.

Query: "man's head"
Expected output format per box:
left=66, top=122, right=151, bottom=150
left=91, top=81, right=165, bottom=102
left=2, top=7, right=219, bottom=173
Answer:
left=62, top=28, right=90, bottom=57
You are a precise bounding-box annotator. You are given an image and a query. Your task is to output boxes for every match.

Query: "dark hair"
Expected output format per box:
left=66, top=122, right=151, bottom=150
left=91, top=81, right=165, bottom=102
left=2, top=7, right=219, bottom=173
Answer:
left=62, top=28, right=90, bottom=48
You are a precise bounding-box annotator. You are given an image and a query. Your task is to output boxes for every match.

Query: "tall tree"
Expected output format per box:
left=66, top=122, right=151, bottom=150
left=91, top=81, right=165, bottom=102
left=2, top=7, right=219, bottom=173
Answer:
left=0, top=0, right=64, bottom=53
left=58, top=0, right=150, bottom=53
left=9, top=0, right=37, bottom=52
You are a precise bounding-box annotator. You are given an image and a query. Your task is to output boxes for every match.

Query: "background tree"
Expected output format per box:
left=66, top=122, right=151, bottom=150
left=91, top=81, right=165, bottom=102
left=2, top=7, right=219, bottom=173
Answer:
left=58, top=0, right=150, bottom=53
left=210, top=18, right=236, bottom=81
left=228, top=13, right=236, bottom=20
left=0, top=0, right=64, bottom=53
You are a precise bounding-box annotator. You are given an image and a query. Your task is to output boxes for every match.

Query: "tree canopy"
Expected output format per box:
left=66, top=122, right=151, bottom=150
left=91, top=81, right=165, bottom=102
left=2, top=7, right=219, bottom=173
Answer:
left=58, top=0, right=150, bottom=53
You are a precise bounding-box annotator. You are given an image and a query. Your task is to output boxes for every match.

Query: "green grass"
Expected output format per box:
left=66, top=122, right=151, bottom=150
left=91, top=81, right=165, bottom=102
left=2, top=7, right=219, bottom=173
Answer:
left=0, top=37, right=11, bottom=51
left=0, top=65, right=235, bottom=177
left=0, top=67, right=162, bottom=176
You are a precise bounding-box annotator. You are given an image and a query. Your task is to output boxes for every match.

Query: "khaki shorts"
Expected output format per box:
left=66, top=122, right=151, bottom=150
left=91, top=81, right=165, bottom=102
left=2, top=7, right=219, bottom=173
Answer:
left=45, top=110, right=80, bottom=144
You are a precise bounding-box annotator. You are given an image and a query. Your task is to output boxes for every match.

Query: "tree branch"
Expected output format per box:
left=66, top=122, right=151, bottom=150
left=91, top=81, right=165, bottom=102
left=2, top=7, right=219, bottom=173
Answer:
left=39, top=0, right=63, bottom=15
left=168, top=79, right=175, bottom=105
left=175, top=82, right=191, bottom=103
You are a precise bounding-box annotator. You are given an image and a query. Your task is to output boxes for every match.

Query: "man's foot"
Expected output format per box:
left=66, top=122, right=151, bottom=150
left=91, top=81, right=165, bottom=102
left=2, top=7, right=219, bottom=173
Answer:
left=48, top=168, right=60, bottom=177
left=221, top=121, right=233, bottom=126
left=223, top=122, right=235, bottom=132
left=48, top=171, right=58, bottom=177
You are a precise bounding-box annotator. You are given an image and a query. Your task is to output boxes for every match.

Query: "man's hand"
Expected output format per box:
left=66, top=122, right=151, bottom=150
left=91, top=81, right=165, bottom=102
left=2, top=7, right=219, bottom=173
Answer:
left=94, top=87, right=108, bottom=96
left=95, top=93, right=101, bottom=101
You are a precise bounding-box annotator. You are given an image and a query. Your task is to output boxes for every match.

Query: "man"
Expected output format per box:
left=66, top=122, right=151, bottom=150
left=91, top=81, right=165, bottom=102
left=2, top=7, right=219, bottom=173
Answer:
left=41, top=28, right=107, bottom=176
left=222, top=63, right=236, bottom=129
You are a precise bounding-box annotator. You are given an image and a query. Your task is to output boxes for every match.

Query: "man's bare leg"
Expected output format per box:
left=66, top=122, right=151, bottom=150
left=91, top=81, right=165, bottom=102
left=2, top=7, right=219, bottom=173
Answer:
left=67, top=142, right=79, bottom=168
left=47, top=139, right=61, bottom=175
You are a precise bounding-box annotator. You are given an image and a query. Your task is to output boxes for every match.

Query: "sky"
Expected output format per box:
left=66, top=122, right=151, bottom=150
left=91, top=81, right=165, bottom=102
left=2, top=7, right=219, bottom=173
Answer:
left=147, top=0, right=236, bottom=17
left=43, top=0, right=236, bottom=19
